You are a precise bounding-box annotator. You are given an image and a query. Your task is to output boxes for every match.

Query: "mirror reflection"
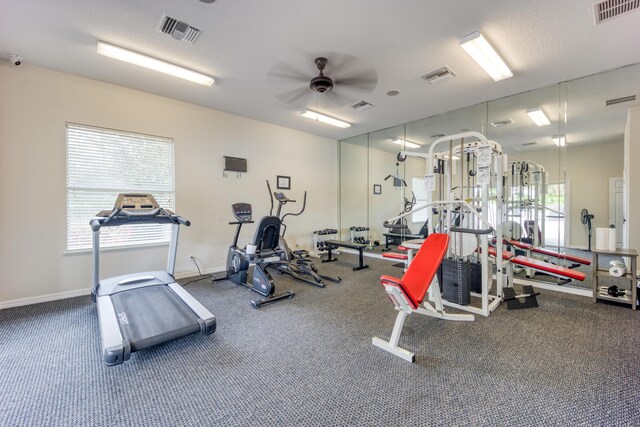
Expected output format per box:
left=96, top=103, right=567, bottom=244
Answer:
left=340, top=64, right=640, bottom=259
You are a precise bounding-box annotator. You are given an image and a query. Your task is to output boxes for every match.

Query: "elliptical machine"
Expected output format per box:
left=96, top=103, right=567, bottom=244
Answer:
left=266, top=180, right=342, bottom=285
left=224, top=202, right=295, bottom=308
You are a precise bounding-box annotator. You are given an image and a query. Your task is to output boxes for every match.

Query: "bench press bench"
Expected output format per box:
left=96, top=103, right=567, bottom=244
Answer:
left=372, top=233, right=474, bottom=362
left=322, top=240, right=369, bottom=271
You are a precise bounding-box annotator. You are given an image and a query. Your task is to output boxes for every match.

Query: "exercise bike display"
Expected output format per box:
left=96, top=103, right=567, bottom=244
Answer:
left=266, top=180, right=342, bottom=286
left=224, top=202, right=295, bottom=308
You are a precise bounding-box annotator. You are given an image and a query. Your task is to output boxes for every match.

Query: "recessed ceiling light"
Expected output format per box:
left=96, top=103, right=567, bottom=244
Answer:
left=96, top=41, right=214, bottom=86
left=460, top=31, right=513, bottom=81
left=430, top=133, right=446, bottom=139
left=386, top=90, right=400, bottom=96
left=526, top=107, right=551, bottom=126
left=300, top=109, right=351, bottom=128
left=391, top=138, right=421, bottom=149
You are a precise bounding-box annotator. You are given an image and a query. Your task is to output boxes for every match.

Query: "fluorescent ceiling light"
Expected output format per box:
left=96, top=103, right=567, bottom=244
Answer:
left=300, top=109, right=351, bottom=128
left=391, top=138, right=421, bottom=149
left=490, top=119, right=515, bottom=127
left=460, top=31, right=513, bottom=82
left=552, top=135, right=566, bottom=146
left=526, top=107, right=551, bottom=126
left=97, top=41, right=214, bottom=86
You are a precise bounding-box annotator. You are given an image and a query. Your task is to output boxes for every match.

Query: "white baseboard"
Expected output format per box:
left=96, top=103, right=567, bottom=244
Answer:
left=0, top=288, right=92, bottom=310
left=1, top=266, right=227, bottom=310
left=174, top=266, right=226, bottom=280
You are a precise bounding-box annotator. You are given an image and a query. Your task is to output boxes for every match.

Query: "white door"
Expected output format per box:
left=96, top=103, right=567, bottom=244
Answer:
left=609, top=177, right=625, bottom=247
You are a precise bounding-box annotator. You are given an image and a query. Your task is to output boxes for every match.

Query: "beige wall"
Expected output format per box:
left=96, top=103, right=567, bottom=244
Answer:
left=625, top=106, right=640, bottom=250
left=509, top=140, right=624, bottom=248
left=0, top=63, right=338, bottom=306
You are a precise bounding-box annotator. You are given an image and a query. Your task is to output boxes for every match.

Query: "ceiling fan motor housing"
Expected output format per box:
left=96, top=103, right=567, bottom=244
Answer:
left=309, top=56, right=334, bottom=92
left=309, top=74, right=334, bottom=92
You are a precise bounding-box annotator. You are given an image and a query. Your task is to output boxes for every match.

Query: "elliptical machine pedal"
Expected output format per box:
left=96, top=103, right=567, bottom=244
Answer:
left=251, top=290, right=295, bottom=308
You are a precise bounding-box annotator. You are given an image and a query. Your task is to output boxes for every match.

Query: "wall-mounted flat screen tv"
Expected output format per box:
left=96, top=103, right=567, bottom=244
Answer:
left=224, top=156, right=247, bottom=173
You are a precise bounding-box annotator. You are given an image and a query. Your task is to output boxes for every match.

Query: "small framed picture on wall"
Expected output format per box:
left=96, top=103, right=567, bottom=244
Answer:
left=277, top=175, right=291, bottom=190
left=373, top=184, right=382, bottom=195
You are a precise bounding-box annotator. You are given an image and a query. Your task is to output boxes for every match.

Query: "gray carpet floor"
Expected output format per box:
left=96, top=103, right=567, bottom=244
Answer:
left=1, top=254, right=639, bottom=426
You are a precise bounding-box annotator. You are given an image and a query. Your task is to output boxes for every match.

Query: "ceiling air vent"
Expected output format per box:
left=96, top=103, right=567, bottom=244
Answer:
left=522, top=142, right=538, bottom=146
left=420, top=66, right=456, bottom=85
left=593, top=0, right=640, bottom=24
left=159, top=14, right=201, bottom=44
left=604, top=95, right=637, bottom=106
left=348, top=100, right=374, bottom=111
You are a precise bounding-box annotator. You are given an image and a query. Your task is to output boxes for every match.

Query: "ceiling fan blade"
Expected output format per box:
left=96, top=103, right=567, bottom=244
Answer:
left=321, top=52, right=358, bottom=75
left=334, top=74, right=378, bottom=93
left=266, top=62, right=309, bottom=85
left=275, top=87, right=312, bottom=106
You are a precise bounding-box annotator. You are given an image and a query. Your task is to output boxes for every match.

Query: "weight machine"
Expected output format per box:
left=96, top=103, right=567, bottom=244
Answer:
left=392, top=132, right=507, bottom=317
left=504, top=161, right=546, bottom=246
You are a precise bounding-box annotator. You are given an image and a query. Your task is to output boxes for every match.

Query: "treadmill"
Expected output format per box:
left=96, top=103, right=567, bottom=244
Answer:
left=90, top=193, right=216, bottom=366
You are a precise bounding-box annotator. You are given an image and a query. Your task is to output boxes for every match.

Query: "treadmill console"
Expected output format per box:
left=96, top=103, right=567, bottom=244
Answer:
left=232, top=203, right=252, bottom=223
left=115, top=193, right=159, bottom=212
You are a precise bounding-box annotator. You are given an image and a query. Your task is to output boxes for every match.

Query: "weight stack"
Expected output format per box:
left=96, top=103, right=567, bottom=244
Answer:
left=438, top=258, right=471, bottom=305
left=470, top=261, right=482, bottom=294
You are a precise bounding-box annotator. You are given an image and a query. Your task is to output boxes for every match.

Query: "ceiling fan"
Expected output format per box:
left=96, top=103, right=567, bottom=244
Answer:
left=266, top=53, right=378, bottom=109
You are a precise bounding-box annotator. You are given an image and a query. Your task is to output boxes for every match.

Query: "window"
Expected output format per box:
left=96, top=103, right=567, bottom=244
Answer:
left=411, top=176, right=428, bottom=224
left=544, top=182, right=567, bottom=247
left=66, top=123, right=175, bottom=251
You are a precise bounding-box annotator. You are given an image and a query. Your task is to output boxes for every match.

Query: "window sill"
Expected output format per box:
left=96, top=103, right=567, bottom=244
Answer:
left=64, top=241, right=170, bottom=256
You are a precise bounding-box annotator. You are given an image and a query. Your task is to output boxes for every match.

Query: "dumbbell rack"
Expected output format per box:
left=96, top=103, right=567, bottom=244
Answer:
left=312, top=229, right=338, bottom=257
left=350, top=226, right=370, bottom=245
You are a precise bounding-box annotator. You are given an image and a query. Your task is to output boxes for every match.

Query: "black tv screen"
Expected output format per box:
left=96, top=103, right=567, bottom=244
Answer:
left=224, top=156, right=247, bottom=173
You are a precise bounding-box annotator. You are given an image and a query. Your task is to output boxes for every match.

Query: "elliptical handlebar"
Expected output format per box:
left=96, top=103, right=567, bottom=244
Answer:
left=281, top=191, right=306, bottom=222
left=266, top=179, right=308, bottom=237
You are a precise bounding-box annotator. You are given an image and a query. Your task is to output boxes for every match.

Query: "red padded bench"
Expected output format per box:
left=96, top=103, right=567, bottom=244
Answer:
left=381, top=252, right=409, bottom=260
left=372, top=234, right=474, bottom=362
left=530, top=247, right=591, bottom=265
left=487, top=246, right=515, bottom=260
left=511, top=256, right=586, bottom=281
left=504, top=239, right=533, bottom=250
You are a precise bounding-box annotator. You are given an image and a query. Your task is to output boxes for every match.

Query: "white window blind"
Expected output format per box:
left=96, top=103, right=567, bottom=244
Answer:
left=411, top=176, right=428, bottom=224
left=66, top=123, right=175, bottom=251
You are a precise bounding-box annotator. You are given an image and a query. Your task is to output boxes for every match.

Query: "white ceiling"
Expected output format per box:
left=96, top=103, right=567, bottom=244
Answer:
left=2, top=0, right=640, bottom=141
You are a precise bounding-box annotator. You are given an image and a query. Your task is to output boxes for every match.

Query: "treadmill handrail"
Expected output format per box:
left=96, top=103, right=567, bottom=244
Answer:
left=91, top=209, right=190, bottom=230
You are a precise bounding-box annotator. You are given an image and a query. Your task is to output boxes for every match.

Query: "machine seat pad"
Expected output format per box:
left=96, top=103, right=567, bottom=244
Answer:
left=380, top=233, right=449, bottom=309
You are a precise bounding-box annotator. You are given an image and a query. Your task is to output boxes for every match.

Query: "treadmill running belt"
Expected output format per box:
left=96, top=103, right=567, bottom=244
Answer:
left=111, top=285, right=201, bottom=351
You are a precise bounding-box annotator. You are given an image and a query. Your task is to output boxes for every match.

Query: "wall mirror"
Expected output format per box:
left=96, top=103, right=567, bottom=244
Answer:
left=339, top=63, right=640, bottom=257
